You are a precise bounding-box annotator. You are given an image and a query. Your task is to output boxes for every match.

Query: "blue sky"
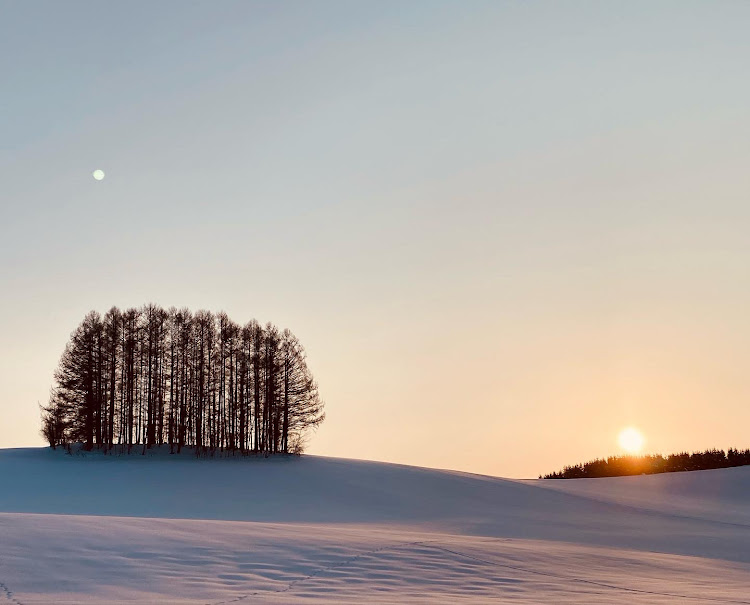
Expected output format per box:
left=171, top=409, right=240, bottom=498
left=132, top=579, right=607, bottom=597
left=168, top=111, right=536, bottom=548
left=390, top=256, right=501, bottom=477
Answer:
left=2, top=1, right=750, bottom=477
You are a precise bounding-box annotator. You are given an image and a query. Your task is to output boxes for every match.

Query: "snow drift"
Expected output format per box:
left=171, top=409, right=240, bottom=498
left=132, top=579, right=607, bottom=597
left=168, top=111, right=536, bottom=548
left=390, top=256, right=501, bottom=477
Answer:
left=0, top=448, right=748, bottom=603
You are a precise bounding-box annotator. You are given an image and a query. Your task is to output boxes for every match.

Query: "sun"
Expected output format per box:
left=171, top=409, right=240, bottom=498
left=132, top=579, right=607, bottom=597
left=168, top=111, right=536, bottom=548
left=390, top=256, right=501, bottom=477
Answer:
left=618, top=427, right=645, bottom=454
left=92, top=169, right=105, bottom=181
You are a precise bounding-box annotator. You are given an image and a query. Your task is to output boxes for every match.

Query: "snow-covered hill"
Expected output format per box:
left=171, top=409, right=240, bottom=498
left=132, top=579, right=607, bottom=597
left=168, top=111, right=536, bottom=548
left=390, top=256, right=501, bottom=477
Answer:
left=1, top=448, right=748, bottom=603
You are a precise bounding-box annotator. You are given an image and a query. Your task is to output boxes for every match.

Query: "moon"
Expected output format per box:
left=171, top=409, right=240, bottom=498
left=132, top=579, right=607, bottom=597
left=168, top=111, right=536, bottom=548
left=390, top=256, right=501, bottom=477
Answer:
left=92, top=169, right=105, bottom=181
left=618, top=427, right=645, bottom=454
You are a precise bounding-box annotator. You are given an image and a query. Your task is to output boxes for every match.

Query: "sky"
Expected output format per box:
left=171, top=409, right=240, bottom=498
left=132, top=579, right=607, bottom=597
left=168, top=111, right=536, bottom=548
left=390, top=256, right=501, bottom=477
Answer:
left=2, top=1, right=750, bottom=478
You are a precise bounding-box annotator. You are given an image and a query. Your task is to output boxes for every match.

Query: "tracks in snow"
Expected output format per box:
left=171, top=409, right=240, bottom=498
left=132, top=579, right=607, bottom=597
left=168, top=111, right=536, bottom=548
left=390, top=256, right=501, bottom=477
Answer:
left=207, top=539, right=436, bottom=605
left=0, top=581, right=23, bottom=605
left=208, top=538, right=750, bottom=605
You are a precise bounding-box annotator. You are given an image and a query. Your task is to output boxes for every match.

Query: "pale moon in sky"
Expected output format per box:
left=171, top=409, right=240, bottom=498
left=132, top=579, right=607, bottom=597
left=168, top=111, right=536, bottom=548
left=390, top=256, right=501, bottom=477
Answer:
left=618, top=427, right=645, bottom=454
left=92, top=169, right=105, bottom=181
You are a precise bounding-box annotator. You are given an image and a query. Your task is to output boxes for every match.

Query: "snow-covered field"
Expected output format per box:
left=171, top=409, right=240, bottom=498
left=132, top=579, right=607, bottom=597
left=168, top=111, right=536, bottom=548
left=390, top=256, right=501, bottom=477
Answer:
left=1, top=448, right=748, bottom=603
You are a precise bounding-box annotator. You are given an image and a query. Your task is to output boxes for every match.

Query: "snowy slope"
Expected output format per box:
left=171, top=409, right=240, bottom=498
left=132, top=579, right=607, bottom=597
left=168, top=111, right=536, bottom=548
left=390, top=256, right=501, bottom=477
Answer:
left=0, top=448, right=748, bottom=604
left=530, top=465, right=750, bottom=526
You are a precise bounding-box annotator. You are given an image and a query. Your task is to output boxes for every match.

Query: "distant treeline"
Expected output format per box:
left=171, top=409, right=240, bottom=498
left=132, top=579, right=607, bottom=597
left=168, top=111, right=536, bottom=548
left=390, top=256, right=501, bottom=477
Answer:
left=41, top=305, right=324, bottom=456
left=541, top=448, right=750, bottom=479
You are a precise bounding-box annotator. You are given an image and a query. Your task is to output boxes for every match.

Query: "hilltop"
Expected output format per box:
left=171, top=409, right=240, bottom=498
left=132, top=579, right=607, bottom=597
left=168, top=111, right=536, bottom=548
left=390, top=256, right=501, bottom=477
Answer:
left=1, top=447, right=748, bottom=603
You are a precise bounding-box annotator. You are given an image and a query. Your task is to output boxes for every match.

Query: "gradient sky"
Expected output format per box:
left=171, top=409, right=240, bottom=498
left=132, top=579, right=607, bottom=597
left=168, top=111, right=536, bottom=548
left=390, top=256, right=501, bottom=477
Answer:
left=2, top=1, right=749, bottom=478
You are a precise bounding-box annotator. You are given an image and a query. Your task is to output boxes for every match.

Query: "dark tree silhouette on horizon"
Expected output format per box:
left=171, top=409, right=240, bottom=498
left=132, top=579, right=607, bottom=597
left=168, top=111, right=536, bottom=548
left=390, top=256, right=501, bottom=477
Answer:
left=41, top=305, right=325, bottom=456
left=541, top=448, right=750, bottom=479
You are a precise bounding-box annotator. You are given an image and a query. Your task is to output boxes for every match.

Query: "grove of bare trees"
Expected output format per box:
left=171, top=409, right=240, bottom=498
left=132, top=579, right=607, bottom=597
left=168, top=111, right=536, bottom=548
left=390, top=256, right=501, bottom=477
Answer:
left=41, top=305, right=325, bottom=456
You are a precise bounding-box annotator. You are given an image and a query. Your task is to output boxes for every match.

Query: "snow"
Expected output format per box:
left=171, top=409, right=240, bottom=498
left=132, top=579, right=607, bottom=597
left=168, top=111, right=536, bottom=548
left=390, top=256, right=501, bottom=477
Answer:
left=526, top=465, right=750, bottom=526
left=0, top=448, right=748, bottom=603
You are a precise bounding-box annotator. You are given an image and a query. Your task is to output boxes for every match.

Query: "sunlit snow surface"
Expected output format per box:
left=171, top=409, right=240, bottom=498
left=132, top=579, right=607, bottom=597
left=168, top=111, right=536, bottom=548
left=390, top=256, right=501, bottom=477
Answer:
left=1, top=448, right=748, bottom=603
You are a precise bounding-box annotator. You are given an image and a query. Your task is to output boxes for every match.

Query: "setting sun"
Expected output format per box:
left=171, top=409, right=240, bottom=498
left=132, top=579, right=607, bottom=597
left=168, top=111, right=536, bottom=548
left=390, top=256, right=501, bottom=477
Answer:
left=618, top=427, right=645, bottom=454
